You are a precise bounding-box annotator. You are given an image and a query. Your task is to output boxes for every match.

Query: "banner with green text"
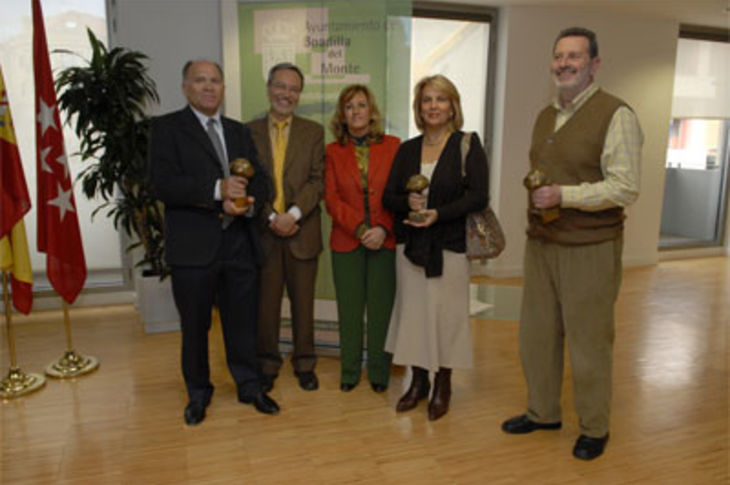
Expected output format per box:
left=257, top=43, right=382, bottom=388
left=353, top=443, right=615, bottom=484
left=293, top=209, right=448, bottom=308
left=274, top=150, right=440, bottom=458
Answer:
left=238, top=0, right=412, bottom=141
left=238, top=0, right=412, bottom=313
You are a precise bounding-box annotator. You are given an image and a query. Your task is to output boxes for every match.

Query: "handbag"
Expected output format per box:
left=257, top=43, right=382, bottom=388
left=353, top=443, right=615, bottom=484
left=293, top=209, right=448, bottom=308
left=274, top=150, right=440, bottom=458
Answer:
left=460, top=132, right=505, bottom=261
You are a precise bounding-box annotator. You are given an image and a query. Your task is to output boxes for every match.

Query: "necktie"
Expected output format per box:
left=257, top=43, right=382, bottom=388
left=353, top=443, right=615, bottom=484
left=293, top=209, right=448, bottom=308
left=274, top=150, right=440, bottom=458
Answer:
left=206, top=118, right=229, bottom=176
left=207, top=118, right=233, bottom=228
left=273, top=120, right=288, bottom=214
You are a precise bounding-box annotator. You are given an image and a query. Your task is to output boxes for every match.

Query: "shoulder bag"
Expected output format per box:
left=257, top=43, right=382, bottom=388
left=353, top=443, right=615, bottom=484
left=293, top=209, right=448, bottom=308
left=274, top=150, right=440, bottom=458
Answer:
left=460, top=132, right=505, bottom=261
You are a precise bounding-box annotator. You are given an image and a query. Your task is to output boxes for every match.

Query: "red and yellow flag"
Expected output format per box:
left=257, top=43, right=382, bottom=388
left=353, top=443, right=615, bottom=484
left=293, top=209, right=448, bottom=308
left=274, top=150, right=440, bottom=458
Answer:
left=0, top=65, right=33, bottom=314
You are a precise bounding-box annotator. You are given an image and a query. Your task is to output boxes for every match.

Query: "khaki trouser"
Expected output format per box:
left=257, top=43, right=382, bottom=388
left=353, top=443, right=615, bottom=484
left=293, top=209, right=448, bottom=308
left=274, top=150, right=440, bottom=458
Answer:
left=519, top=236, right=622, bottom=437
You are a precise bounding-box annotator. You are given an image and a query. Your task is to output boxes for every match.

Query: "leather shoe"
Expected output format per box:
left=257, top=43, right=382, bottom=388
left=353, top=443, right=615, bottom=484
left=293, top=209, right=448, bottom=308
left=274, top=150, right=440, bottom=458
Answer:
left=184, top=400, right=207, bottom=425
left=183, top=389, right=213, bottom=426
left=427, top=368, right=451, bottom=421
left=370, top=383, right=387, bottom=393
left=396, top=367, right=430, bottom=412
left=296, top=371, right=319, bottom=391
left=261, top=374, right=276, bottom=393
left=340, top=382, right=357, bottom=392
left=501, top=414, right=562, bottom=434
left=239, top=391, right=280, bottom=415
left=573, top=434, right=609, bottom=460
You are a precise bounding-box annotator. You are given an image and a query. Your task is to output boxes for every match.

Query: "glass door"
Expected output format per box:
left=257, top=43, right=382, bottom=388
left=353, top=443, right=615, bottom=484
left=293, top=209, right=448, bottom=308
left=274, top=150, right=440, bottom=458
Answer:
left=659, top=35, right=730, bottom=249
left=660, top=118, right=729, bottom=247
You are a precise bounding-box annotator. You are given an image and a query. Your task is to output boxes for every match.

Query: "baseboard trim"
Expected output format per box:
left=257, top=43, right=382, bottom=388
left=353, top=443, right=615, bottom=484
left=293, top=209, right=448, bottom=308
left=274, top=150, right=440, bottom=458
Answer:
left=658, top=246, right=727, bottom=261
left=1, top=290, right=136, bottom=314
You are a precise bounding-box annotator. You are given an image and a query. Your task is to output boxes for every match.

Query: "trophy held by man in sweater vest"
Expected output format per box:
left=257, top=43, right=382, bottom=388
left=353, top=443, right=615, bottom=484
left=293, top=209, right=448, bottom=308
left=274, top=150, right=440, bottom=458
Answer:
left=524, top=168, right=559, bottom=223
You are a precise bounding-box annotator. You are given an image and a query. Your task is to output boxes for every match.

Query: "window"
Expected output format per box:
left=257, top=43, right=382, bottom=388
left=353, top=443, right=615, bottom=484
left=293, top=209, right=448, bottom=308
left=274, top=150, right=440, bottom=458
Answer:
left=409, top=5, right=494, bottom=143
left=0, top=1, right=121, bottom=290
left=659, top=33, right=730, bottom=248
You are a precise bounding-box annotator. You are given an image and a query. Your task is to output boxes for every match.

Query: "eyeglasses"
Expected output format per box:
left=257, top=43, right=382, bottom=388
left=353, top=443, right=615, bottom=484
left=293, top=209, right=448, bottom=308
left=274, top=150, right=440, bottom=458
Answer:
left=270, top=81, right=302, bottom=95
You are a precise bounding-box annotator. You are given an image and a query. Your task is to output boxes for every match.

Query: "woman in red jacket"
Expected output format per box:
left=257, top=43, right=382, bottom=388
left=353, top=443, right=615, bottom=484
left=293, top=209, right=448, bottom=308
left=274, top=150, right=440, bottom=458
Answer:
left=325, top=85, right=400, bottom=392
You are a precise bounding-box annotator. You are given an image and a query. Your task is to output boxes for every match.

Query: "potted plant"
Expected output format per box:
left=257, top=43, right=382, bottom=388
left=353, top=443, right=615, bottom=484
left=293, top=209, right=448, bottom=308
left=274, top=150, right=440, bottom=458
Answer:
left=55, top=28, right=164, bottom=277
left=56, top=29, right=178, bottom=332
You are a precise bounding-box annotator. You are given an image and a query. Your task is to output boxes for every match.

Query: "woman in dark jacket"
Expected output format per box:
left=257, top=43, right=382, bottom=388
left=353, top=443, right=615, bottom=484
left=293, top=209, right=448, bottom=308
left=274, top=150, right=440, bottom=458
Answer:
left=383, top=74, right=488, bottom=420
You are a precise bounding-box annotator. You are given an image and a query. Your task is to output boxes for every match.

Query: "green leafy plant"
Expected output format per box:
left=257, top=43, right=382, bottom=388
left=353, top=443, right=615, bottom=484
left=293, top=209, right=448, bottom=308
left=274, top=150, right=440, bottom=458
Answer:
left=55, top=28, right=166, bottom=277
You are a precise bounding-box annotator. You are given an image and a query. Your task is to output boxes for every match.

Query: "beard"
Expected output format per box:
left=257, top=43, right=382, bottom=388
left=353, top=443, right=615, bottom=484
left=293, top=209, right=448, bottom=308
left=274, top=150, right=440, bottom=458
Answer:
left=552, top=64, right=592, bottom=92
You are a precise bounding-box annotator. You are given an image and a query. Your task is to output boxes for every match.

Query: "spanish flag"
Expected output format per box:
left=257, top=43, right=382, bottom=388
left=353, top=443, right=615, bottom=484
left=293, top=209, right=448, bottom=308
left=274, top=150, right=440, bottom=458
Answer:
left=0, top=65, right=33, bottom=314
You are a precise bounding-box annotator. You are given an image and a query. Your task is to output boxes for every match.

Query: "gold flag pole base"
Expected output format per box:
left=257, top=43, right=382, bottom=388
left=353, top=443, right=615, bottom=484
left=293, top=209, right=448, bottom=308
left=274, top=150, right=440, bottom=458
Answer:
left=45, top=349, right=99, bottom=379
left=45, top=301, right=100, bottom=378
left=0, top=366, right=46, bottom=399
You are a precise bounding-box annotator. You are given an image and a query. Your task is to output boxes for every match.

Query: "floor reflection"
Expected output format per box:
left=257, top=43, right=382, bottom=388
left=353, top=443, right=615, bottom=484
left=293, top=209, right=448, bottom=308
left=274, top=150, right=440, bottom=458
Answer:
left=470, top=284, right=522, bottom=321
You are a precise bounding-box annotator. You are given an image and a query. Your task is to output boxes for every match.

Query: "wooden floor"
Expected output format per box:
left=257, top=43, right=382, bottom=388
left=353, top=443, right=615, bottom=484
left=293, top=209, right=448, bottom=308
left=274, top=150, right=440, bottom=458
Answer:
left=1, top=257, right=728, bottom=484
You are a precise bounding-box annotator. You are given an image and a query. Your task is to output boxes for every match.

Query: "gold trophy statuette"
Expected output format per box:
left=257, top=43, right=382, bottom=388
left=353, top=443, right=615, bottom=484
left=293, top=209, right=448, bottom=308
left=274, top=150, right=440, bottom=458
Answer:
left=354, top=223, right=368, bottom=239
left=523, top=168, right=559, bottom=223
left=229, top=158, right=255, bottom=208
left=406, top=174, right=430, bottom=223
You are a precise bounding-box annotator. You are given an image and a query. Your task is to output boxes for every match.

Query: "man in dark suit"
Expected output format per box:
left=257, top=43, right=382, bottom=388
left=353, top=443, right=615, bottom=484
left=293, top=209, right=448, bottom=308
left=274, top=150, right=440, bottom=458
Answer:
left=149, top=59, right=279, bottom=425
left=247, top=63, right=324, bottom=392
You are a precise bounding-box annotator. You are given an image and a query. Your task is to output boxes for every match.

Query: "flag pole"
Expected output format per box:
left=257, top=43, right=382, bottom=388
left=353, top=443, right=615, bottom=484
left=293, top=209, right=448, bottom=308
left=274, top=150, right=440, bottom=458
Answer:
left=32, top=0, right=95, bottom=379
left=0, top=271, right=45, bottom=399
left=44, top=300, right=98, bottom=378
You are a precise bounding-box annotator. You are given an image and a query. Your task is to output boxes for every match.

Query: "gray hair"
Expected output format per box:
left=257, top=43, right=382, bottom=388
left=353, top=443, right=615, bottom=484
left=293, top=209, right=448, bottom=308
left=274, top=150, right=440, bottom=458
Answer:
left=266, top=62, right=305, bottom=89
left=554, top=27, right=599, bottom=58
left=182, top=59, right=224, bottom=80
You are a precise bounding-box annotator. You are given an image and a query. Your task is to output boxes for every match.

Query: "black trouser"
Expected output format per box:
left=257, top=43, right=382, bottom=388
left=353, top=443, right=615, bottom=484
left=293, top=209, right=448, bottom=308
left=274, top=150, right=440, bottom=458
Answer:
left=171, top=224, right=260, bottom=403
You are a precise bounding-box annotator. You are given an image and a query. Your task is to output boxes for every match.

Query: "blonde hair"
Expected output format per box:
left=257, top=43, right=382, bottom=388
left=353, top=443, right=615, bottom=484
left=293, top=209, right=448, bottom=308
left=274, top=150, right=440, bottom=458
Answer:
left=329, top=84, right=384, bottom=145
left=412, top=75, right=464, bottom=132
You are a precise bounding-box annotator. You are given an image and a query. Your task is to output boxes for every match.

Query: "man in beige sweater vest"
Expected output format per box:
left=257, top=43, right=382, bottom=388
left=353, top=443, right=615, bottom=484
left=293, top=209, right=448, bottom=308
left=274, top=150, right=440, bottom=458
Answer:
left=502, top=27, right=643, bottom=460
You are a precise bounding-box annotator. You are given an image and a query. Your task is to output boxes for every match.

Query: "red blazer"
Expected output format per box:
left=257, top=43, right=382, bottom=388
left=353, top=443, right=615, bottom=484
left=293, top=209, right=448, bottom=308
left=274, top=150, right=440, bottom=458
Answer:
left=325, top=134, right=400, bottom=252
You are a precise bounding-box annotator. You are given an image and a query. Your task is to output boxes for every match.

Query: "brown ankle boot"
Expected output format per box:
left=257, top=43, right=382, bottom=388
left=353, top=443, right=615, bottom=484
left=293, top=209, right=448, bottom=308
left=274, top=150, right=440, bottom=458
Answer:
left=428, top=368, right=451, bottom=421
left=396, top=367, right=430, bottom=412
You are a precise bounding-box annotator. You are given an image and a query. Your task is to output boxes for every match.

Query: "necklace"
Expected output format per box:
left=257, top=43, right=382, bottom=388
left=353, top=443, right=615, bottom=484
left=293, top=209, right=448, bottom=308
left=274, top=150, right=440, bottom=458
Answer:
left=423, top=130, right=451, bottom=146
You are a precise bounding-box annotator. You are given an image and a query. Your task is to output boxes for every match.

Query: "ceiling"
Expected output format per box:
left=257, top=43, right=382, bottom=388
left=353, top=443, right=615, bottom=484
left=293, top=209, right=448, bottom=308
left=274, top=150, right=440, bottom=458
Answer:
left=440, top=0, right=730, bottom=30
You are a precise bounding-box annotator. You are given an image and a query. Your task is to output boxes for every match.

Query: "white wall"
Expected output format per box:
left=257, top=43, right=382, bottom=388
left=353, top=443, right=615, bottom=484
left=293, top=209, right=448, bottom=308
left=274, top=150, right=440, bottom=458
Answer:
left=489, top=5, right=678, bottom=276
left=725, top=197, right=730, bottom=255
left=110, top=0, right=222, bottom=115
left=112, top=0, right=708, bottom=277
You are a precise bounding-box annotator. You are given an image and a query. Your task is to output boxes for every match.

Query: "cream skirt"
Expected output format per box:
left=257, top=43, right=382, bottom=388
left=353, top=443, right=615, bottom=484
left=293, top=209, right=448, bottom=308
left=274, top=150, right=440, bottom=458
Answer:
left=384, top=244, right=473, bottom=372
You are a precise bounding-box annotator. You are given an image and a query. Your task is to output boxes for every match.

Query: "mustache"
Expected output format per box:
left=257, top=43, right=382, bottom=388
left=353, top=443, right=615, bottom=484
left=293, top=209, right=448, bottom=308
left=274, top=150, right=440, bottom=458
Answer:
left=555, top=67, right=577, bottom=75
